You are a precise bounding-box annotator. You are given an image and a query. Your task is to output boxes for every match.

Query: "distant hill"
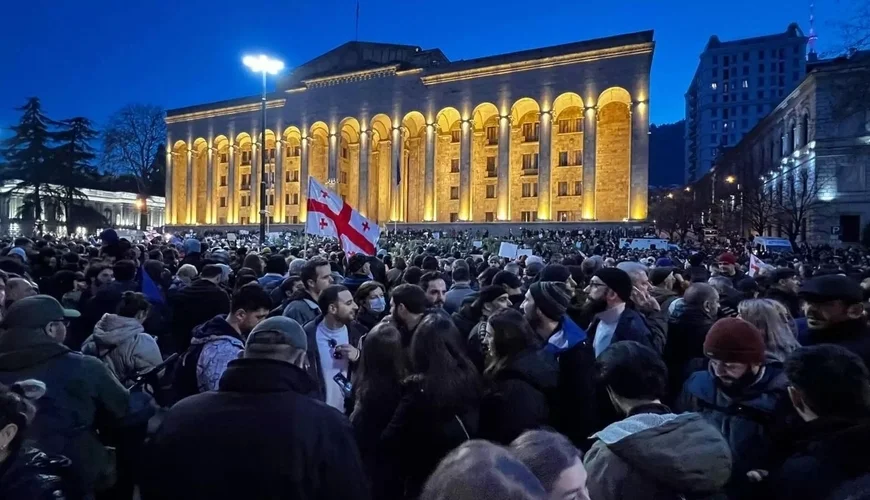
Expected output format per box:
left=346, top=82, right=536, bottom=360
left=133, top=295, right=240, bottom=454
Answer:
left=649, top=120, right=686, bottom=186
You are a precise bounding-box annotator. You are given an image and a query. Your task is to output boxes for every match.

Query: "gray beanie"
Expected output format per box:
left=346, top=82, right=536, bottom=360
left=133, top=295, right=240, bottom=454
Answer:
left=246, top=316, right=307, bottom=350
left=529, top=281, right=572, bottom=321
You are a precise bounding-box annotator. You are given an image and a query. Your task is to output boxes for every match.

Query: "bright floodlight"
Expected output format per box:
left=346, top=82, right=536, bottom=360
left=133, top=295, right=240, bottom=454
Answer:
left=243, top=54, right=284, bottom=75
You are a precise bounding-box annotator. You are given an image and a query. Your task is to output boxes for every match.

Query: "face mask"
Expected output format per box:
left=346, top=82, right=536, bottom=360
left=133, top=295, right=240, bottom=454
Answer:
left=369, top=296, right=386, bottom=313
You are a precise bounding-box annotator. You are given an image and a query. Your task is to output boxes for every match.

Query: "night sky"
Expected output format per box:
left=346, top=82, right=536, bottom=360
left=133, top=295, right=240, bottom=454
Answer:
left=0, top=0, right=851, bottom=136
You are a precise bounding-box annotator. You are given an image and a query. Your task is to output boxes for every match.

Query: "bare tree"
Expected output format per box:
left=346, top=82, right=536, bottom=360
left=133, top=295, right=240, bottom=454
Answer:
left=774, top=166, right=836, bottom=244
left=830, top=0, right=870, bottom=119
left=102, top=104, right=165, bottom=197
left=649, top=187, right=701, bottom=241
left=740, top=181, right=778, bottom=236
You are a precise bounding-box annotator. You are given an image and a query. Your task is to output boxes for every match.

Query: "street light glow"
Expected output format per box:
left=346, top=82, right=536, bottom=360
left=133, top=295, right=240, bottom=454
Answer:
left=667, top=193, right=674, bottom=199
left=243, top=54, right=284, bottom=75
left=684, top=186, right=691, bottom=192
left=725, top=175, right=736, bottom=184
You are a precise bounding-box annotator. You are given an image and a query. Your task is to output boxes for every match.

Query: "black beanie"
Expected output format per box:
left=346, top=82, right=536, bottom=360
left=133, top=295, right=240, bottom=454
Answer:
left=540, top=264, right=571, bottom=283
left=594, top=268, right=633, bottom=303
left=529, top=281, right=572, bottom=321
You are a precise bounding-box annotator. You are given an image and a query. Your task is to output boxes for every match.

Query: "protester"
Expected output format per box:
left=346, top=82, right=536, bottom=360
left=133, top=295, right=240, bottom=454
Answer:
left=492, top=269, right=525, bottom=308
left=353, top=280, right=387, bottom=330
left=664, top=283, right=720, bottom=401
left=168, top=264, right=232, bottom=353
left=0, top=295, right=130, bottom=496
left=143, top=316, right=370, bottom=500
left=420, top=271, right=447, bottom=309
left=81, top=291, right=162, bottom=387
left=381, top=311, right=482, bottom=499
left=678, top=317, right=792, bottom=498
left=650, top=265, right=680, bottom=313
left=257, top=254, right=288, bottom=294
left=173, top=284, right=271, bottom=396
left=585, top=268, right=654, bottom=356
left=283, top=256, right=332, bottom=325
left=763, top=267, right=803, bottom=319
left=737, top=298, right=801, bottom=362
left=420, top=440, right=547, bottom=500
left=463, top=285, right=512, bottom=370
left=717, top=252, right=746, bottom=287
left=385, top=283, right=429, bottom=347
left=510, top=430, right=590, bottom=500
left=480, top=308, right=558, bottom=444
left=444, top=266, right=474, bottom=314
left=342, top=254, right=374, bottom=295
left=585, top=341, right=732, bottom=500
left=799, top=274, right=870, bottom=366
left=3, top=278, right=35, bottom=309
left=302, top=284, right=365, bottom=412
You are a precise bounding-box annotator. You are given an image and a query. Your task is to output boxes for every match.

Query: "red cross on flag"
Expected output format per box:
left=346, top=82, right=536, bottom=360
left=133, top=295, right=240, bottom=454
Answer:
left=748, top=253, right=766, bottom=277
left=305, top=176, right=381, bottom=255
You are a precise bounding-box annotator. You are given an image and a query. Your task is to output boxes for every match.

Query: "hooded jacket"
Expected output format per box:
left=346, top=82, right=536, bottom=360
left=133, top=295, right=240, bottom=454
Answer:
left=584, top=407, right=732, bottom=500
left=168, top=278, right=231, bottom=354
left=0, top=323, right=129, bottom=493
left=480, top=347, right=559, bottom=444
left=81, top=313, right=163, bottom=386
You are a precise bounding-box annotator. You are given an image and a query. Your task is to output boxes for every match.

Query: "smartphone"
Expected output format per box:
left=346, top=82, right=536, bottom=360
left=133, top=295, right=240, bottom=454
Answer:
left=333, top=373, right=352, bottom=398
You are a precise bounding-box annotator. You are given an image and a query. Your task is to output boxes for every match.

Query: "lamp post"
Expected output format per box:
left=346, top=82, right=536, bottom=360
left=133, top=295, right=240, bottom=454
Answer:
left=243, top=54, right=284, bottom=242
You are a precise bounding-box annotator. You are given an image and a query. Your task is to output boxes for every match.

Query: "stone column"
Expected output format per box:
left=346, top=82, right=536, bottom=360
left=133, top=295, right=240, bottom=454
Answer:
left=227, top=145, right=237, bottom=223
left=251, top=143, right=260, bottom=224
left=630, top=100, right=649, bottom=220
left=537, top=111, right=553, bottom=220
left=459, top=118, right=472, bottom=220
left=358, top=130, right=371, bottom=217
left=390, top=127, right=402, bottom=221
left=582, top=107, right=597, bottom=220
left=424, top=124, right=436, bottom=221
left=165, top=143, right=173, bottom=225
left=206, top=147, right=214, bottom=224
left=497, top=115, right=511, bottom=221
left=185, top=145, right=193, bottom=225
left=275, top=141, right=284, bottom=224
left=328, top=132, right=338, bottom=182
left=300, top=137, right=310, bottom=223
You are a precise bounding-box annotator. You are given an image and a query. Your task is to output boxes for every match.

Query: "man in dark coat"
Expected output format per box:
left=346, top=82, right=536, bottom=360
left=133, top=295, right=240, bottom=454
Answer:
left=71, top=259, right=139, bottom=350
left=770, top=345, right=870, bottom=500
left=664, top=283, right=720, bottom=402
left=799, top=275, right=870, bottom=367
left=763, top=267, right=803, bottom=319
left=168, top=264, right=231, bottom=354
left=142, top=316, right=370, bottom=500
left=341, top=254, right=372, bottom=296
left=584, top=268, right=654, bottom=356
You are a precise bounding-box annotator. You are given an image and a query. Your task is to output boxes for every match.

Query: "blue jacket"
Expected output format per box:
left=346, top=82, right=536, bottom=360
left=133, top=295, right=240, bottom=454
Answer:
left=678, top=362, right=793, bottom=497
left=257, top=274, right=285, bottom=295
left=586, top=307, right=654, bottom=353
left=544, top=315, right=588, bottom=355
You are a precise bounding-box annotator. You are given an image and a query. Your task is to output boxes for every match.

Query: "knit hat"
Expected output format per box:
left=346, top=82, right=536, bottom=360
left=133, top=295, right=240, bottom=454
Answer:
left=8, top=247, right=27, bottom=262
left=525, top=261, right=544, bottom=278
left=649, top=267, right=674, bottom=287
left=593, top=268, right=633, bottom=303
left=703, top=317, right=766, bottom=364
left=183, top=238, right=202, bottom=255
left=475, top=285, right=509, bottom=307
left=246, top=316, right=307, bottom=351
left=529, top=281, right=572, bottom=321
left=540, top=264, right=571, bottom=283
left=655, top=257, right=674, bottom=267
left=717, top=252, right=737, bottom=265
left=492, top=270, right=522, bottom=290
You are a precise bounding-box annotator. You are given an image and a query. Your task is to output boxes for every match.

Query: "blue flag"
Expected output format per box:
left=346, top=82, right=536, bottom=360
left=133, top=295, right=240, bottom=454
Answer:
left=396, top=154, right=401, bottom=186
left=139, top=265, right=165, bottom=305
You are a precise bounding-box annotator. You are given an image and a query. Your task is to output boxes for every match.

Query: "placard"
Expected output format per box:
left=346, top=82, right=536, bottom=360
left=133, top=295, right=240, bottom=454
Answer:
left=516, top=248, right=533, bottom=259
left=226, top=233, right=237, bottom=242
left=472, top=240, right=483, bottom=248
left=498, top=242, right=518, bottom=258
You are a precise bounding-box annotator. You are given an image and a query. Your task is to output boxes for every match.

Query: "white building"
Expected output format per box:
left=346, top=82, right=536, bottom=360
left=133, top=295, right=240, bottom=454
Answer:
left=0, top=180, right=166, bottom=236
left=685, top=24, right=807, bottom=182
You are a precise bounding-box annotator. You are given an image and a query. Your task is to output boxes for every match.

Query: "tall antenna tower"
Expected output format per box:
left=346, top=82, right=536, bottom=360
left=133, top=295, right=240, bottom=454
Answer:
left=807, top=0, right=818, bottom=59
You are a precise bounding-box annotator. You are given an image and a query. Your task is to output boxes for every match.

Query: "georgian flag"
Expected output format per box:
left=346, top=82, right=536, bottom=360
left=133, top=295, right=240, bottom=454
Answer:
left=305, top=176, right=380, bottom=256
left=748, top=254, right=767, bottom=277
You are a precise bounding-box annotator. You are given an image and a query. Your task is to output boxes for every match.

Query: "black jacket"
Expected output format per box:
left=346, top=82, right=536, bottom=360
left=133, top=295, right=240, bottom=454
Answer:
left=351, top=384, right=404, bottom=500
left=664, top=306, right=717, bottom=403
left=764, top=287, right=803, bottom=319
left=587, top=307, right=655, bottom=352
left=805, top=318, right=870, bottom=370
left=381, top=377, right=479, bottom=499
left=302, top=315, right=367, bottom=404
left=771, top=417, right=870, bottom=500
left=68, top=279, right=138, bottom=350
left=551, top=339, right=599, bottom=447
left=168, top=278, right=231, bottom=354
left=142, top=358, right=370, bottom=500
left=0, top=447, right=72, bottom=500
left=480, top=348, right=559, bottom=444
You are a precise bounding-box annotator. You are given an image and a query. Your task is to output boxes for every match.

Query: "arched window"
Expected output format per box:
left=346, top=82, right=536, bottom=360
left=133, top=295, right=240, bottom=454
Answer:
left=788, top=122, right=796, bottom=153
left=801, top=113, right=810, bottom=146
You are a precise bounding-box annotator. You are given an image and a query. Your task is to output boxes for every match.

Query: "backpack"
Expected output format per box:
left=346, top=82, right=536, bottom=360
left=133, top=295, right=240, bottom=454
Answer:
left=168, top=343, right=206, bottom=404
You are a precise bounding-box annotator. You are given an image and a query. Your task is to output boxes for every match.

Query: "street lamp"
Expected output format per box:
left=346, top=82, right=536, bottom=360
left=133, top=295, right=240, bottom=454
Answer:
left=725, top=175, right=736, bottom=184
left=667, top=193, right=674, bottom=199
left=684, top=186, right=691, bottom=192
left=243, top=54, right=284, bottom=242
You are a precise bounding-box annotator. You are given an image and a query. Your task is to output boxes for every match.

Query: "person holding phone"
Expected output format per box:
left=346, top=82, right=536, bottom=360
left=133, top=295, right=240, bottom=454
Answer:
left=303, top=284, right=367, bottom=414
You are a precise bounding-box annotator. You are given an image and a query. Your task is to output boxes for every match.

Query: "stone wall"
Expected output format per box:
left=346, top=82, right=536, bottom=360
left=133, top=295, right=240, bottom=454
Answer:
left=550, top=108, right=584, bottom=220
left=596, top=102, right=630, bottom=221
left=436, top=133, right=460, bottom=222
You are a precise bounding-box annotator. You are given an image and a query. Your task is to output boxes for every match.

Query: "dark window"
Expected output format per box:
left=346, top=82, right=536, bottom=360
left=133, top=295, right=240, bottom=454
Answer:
left=557, top=211, right=570, bottom=221
left=485, top=212, right=495, bottom=222
left=743, top=52, right=750, bottom=62
left=574, top=181, right=582, bottom=195
left=486, top=185, right=496, bottom=198
left=219, top=197, right=226, bottom=208
left=451, top=130, right=461, bottom=143
left=220, top=175, right=227, bottom=187
left=486, top=156, right=496, bottom=177
left=450, top=212, right=459, bottom=222
left=522, top=122, right=540, bottom=142
left=220, top=152, right=228, bottom=163
left=450, top=186, right=459, bottom=200
left=450, top=159, right=460, bottom=173
left=486, top=126, right=498, bottom=145
left=558, top=181, right=568, bottom=196
left=558, top=151, right=569, bottom=166
left=840, top=215, right=861, bottom=243
left=572, top=150, right=583, bottom=166
left=521, top=211, right=537, bottom=222
left=341, top=147, right=348, bottom=159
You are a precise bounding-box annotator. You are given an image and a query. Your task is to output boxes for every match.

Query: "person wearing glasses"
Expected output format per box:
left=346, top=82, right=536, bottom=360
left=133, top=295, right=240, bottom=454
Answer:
left=677, top=317, right=792, bottom=499
left=0, top=295, right=130, bottom=497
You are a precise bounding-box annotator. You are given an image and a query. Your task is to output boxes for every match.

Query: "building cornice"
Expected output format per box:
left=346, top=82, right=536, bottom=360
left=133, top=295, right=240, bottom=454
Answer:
left=166, top=99, right=286, bottom=124
left=420, top=42, right=654, bottom=85
left=299, top=64, right=400, bottom=89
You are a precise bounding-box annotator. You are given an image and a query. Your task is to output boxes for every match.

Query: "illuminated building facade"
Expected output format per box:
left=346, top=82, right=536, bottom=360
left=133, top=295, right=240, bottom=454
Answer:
left=165, top=31, right=653, bottom=227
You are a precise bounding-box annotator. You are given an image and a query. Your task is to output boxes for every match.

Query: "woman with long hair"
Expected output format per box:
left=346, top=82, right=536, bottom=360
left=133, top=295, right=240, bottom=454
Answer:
left=382, top=311, right=482, bottom=499
left=350, top=323, right=408, bottom=500
left=510, top=430, right=590, bottom=500
left=738, top=298, right=801, bottom=362
left=354, top=281, right=387, bottom=331
left=480, top=308, right=558, bottom=444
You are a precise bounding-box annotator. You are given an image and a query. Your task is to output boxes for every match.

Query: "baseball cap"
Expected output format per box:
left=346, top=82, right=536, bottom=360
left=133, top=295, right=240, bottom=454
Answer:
left=2, top=295, right=80, bottom=328
left=246, top=316, right=307, bottom=350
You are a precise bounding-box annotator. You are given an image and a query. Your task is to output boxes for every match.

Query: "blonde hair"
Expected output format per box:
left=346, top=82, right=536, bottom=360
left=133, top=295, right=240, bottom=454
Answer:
left=738, top=298, right=800, bottom=362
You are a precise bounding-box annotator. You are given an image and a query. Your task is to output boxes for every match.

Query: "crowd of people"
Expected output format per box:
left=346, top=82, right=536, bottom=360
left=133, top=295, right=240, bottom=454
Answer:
left=0, top=226, right=869, bottom=499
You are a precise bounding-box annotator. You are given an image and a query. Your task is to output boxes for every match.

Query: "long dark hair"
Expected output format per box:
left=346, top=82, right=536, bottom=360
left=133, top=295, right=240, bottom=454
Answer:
left=409, top=311, right=482, bottom=413
left=353, top=323, right=407, bottom=406
left=485, top=308, right=541, bottom=378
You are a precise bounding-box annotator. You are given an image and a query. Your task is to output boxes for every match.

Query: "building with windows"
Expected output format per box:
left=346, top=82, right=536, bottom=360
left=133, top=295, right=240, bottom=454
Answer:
left=164, top=31, right=653, bottom=228
left=714, top=51, right=870, bottom=244
left=685, top=24, right=807, bottom=183
left=0, top=180, right=165, bottom=235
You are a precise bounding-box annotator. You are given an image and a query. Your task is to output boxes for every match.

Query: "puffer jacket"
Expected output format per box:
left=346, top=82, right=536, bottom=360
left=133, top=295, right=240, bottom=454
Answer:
left=190, top=315, right=245, bottom=393
left=0, top=447, right=72, bottom=500
left=584, top=405, right=732, bottom=500
left=81, top=314, right=163, bottom=387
